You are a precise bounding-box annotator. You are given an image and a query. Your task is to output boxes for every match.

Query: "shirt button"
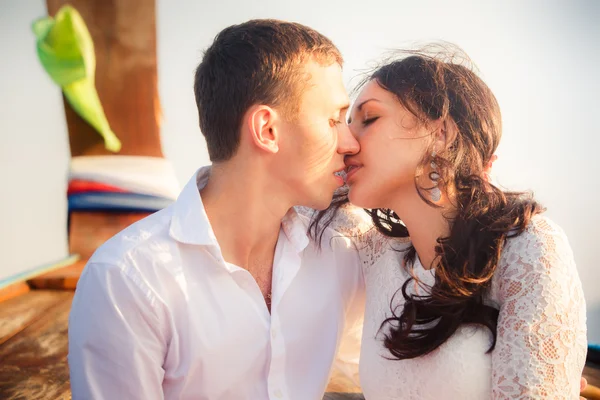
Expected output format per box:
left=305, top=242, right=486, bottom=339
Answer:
left=271, top=330, right=277, bottom=339
left=273, top=389, right=283, bottom=398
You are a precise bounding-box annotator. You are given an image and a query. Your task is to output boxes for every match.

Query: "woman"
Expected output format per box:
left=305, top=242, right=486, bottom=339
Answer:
left=315, top=48, right=587, bottom=399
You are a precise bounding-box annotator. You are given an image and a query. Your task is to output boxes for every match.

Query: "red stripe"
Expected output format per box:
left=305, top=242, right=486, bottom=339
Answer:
left=67, top=179, right=129, bottom=195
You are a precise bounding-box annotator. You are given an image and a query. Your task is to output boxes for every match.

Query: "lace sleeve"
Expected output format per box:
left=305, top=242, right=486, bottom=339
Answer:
left=490, top=216, right=587, bottom=399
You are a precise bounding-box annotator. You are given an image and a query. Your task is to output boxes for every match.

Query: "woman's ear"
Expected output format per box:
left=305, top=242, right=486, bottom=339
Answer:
left=246, top=105, right=279, bottom=154
left=444, top=119, right=459, bottom=150
left=433, top=118, right=458, bottom=153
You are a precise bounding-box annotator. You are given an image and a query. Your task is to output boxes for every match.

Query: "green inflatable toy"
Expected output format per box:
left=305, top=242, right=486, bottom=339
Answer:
left=32, top=5, right=121, bottom=152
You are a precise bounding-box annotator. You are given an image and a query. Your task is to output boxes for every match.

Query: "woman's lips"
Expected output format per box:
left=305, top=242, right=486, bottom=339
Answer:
left=345, top=165, right=361, bottom=182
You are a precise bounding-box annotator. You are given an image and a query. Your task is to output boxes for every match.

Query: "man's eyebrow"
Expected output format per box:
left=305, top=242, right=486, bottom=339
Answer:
left=338, top=103, right=350, bottom=113
left=334, top=104, right=349, bottom=119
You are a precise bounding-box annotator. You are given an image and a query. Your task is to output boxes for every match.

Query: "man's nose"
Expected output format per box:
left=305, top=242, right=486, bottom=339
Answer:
left=337, top=124, right=360, bottom=155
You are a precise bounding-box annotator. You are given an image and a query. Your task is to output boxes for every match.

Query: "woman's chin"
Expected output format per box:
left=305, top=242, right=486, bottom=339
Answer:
left=349, top=184, right=391, bottom=210
left=348, top=185, right=371, bottom=209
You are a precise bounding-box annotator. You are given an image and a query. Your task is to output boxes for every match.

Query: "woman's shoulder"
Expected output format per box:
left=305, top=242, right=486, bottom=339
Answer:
left=295, top=204, right=409, bottom=265
left=502, top=214, right=572, bottom=263
left=295, top=203, right=376, bottom=240
left=331, top=205, right=411, bottom=261
left=294, top=203, right=374, bottom=242
left=490, top=214, right=578, bottom=302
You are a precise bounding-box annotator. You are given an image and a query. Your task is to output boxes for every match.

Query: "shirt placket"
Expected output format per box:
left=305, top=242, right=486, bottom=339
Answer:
left=267, top=237, right=302, bottom=400
left=267, top=311, right=286, bottom=399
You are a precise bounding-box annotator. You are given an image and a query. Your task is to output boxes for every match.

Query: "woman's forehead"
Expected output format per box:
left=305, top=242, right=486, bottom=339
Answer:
left=350, top=81, right=392, bottom=114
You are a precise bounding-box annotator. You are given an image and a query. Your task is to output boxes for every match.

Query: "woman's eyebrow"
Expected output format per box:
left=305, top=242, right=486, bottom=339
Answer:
left=356, top=98, right=381, bottom=111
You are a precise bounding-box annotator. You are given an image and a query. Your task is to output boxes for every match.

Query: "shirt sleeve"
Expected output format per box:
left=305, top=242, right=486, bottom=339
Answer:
left=68, top=262, right=168, bottom=400
left=491, top=217, right=587, bottom=399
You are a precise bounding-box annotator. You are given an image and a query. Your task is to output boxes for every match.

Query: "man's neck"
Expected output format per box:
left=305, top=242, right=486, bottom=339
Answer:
left=200, top=160, right=292, bottom=271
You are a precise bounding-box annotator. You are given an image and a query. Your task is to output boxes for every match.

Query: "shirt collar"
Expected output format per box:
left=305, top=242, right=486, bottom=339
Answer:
left=169, top=166, right=310, bottom=253
left=169, top=166, right=218, bottom=246
left=281, top=208, right=310, bottom=254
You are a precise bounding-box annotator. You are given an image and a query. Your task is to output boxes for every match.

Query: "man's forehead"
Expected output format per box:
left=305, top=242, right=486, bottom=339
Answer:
left=301, top=62, right=349, bottom=108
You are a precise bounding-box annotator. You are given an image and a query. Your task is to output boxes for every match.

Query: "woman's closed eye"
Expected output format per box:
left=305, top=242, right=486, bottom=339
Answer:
left=363, top=116, right=379, bottom=126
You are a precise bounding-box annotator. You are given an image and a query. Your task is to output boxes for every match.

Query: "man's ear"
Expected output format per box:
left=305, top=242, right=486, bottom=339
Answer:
left=245, top=105, right=279, bottom=154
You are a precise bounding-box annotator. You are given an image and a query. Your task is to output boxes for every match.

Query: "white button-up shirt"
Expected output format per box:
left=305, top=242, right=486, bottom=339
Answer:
left=68, top=167, right=364, bottom=400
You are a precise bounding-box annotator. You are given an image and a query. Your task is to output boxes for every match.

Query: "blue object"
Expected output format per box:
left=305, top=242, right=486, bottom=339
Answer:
left=68, top=192, right=173, bottom=212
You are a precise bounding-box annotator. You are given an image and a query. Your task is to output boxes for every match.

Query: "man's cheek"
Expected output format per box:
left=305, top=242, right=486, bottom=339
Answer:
left=305, top=138, right=333, bottom=165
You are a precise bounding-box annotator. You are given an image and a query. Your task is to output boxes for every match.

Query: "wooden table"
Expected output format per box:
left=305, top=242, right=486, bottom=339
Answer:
left=0, top=290, right=73, bottom=399
left=0, top=289, right=597, bottom=400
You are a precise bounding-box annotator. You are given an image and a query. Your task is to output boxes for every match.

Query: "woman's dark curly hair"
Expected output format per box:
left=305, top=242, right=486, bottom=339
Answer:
left=310, top=46, right=544, bottom=360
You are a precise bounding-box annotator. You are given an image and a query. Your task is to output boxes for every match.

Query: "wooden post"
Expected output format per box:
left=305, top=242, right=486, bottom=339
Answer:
left=27, top=0, right=164, bottom=290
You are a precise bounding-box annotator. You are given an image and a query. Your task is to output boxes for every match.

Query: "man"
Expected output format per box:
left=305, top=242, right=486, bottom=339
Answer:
left=69, top=19, right=365, bottom=400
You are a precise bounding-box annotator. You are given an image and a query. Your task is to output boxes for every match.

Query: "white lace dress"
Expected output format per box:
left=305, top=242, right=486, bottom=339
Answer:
left=338, top=208, right=587, bottom=399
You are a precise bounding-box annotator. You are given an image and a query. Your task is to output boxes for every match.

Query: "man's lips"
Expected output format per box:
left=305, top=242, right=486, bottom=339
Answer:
left=333, top=167, right=346, bottom=185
